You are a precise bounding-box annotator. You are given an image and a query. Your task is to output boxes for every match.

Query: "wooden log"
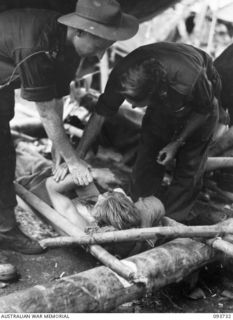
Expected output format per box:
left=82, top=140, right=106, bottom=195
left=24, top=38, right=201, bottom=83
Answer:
left=206, top=157, right=233, bottom=171
left=11, top=130, right=37, bottom=142
left=0, top=237, right=219, bottom=313
left=64, top=124, right=83, bottom=138
left=39, top=221, right=233, bottom=248
left=40, top=236, right=76, bottom=248
left=224, top=234, right=233, bottom=243
left=209, top=126, right=233, bottom=156
left=207, top=238, right=233, bottom=258
left=10, top=118, right=43, bottom=137
left=14, top=183, right=138, bottom=282
left=164, top=216, right=233, bottom=259
left=39, top=216, right=188, bottom=248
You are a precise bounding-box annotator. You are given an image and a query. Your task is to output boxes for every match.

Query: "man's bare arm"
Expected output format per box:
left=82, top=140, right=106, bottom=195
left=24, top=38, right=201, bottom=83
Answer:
left=50, top=99, right=63, bottom=169
left=76, top=112, right=105, bottom=159
left=36, top=98, right=93, bottom=186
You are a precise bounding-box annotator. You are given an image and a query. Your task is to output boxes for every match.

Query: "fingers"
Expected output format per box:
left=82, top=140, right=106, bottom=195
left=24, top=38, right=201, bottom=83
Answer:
left=53, top=168, right=61, bottom=182
left=60, top=167, right=69, bottom=181
left=72, top=168, right=93, bottom=186
left=53, top=165, right=69, bottom=182
left=157, top=151, right=167, bottom=164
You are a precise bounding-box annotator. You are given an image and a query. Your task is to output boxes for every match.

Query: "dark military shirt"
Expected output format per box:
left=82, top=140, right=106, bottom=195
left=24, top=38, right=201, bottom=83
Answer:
left=0, top=8, right=80, bottom=102
left=214, top=43, right=233, bottom=124
left=95, top=42, right=218, bottom=135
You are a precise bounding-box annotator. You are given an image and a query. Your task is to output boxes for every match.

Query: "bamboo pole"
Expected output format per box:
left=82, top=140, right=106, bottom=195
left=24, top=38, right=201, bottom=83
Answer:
left=64, top=124, right=83, bottom=138
left=40, top=236, right=77, bottom=248
left=207, top=237, right=233, bottom=257
left=11, top=130, right=37, bottom=142
left=209, top=126, right=233, bottom=156
left=224, top=234, right=233, bottom=243
left=0, top=237, right=218, bottom=313
left=14, top=183, right=139, bottom=283
left=39, top=221, right=233, bottom=248
left=206, top=157, right=233, bottom=171
left=164, top=216, right=233, bottom=258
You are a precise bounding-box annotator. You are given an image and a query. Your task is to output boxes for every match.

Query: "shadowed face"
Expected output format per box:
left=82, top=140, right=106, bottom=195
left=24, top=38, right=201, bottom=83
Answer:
left=68, top=27, right=114, bottom=58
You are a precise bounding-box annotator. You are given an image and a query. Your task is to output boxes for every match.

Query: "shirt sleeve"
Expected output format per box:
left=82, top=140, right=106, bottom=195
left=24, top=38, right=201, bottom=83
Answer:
left=191, top=70, right=214, bottom=115
left=53, top=47, right=81, bottom=100
left=14, top=48, right=57, bottom=102
left=95, top=69, right=125, bottom=117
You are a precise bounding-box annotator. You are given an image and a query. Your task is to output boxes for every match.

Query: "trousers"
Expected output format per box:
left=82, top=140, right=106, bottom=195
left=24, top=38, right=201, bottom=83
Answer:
left=0, top=85, right=17, bottom=230
left=130, top=101, right=219, bottom=222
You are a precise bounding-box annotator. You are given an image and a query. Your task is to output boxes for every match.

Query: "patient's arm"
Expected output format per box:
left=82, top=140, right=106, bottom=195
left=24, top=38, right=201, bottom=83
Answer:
left=45, top=175, right=88, bottom=231
left=52, top=163, right=121, bottom=189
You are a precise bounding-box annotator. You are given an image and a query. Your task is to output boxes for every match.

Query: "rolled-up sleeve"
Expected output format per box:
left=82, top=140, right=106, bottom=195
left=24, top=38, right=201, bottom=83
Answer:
left=95, top=70, right=125, bottom=117
left=14, top=48, right=56, bottom=102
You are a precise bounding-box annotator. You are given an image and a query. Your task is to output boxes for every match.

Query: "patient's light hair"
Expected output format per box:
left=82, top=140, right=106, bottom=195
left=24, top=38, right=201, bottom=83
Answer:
left=92, top=191, right=141, bottom=230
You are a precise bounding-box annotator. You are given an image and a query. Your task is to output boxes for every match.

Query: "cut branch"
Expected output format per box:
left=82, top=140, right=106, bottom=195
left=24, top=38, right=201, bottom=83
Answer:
left=40, top=221, right=233, bottom=248
left=207, top=238, right=233, bottom=257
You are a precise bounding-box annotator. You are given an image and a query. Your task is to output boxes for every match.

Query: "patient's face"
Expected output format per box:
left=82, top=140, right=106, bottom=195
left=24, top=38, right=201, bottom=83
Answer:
left=91, top=190, right=129, bottom=222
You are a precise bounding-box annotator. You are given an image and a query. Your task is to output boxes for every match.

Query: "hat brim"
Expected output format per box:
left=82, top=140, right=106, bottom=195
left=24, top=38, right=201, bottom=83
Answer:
left=58, top=12, right=138, bottom=41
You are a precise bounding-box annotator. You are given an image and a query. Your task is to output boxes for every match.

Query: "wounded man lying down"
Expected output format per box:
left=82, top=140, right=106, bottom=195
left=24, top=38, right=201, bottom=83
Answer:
left=15, top=140, right=165, bottom=257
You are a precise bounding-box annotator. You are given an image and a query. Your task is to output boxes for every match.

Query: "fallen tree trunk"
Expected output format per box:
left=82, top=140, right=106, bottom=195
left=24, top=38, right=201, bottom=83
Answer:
left=14, top=183, right=138, bottom=282
left=39, top=220, right=233, bottom=248
left=0, top=237, right=219, bottom=313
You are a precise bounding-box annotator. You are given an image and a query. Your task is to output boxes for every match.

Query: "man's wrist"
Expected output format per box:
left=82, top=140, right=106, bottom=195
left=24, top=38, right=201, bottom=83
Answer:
left=65, top=156, right=81, bottom=168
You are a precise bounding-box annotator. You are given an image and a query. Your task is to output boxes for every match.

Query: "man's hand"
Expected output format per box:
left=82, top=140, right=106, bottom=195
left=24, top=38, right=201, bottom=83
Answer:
left=68, top=159, right=93, bottom=186
left=36, top=99, right=93, bottom=186
left=157, top=141, right=181, bottom=166
left=52, top=162, right=69, bottom=182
